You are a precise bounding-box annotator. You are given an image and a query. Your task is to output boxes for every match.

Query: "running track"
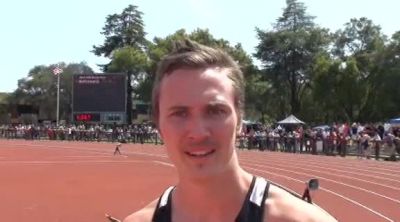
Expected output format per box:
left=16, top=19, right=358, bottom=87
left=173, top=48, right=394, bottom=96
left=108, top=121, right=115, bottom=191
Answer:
left=0, top=140, right=399, bottom=222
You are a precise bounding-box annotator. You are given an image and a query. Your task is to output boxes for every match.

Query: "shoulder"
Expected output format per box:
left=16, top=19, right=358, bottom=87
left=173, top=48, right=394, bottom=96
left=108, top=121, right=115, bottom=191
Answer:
left=123, top=199, right=158, bottom=222
left=264, top=184, right=337, bottom=222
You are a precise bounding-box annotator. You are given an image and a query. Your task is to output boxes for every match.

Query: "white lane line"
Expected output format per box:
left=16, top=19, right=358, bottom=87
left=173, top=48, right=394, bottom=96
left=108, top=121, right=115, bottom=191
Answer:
left=0, top=160, right=141, bottom=164
left=244, top=165, right=394, bottom=222
left=242, top=162, right=400, bottom=205
left=244, top=157, right=400, bottom=183
left=63, top=155, right=116, bottom=158
left=0, top=159, right=166, bottom=165
left=152, top=160, right=174, bottom=167
left=8, top=143, right=115, bottom=155
left=239, top=158, right=400, bottom=191
left=240, top=154, right=400, bottom=178
left=7, top=143, right=170, bottom=161
left=239, top=151, right=400, bottom=171
left=6, top=143, right=161, bottom=158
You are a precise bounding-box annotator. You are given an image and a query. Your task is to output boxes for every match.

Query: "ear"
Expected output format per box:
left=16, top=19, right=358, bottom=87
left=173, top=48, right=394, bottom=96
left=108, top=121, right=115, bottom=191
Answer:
left=236, top=117, right=243, bottom=134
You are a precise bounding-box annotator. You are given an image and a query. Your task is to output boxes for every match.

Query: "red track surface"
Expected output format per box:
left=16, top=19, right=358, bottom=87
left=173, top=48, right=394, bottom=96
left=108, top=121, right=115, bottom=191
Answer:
left=0, top=139, right=399, bottom=221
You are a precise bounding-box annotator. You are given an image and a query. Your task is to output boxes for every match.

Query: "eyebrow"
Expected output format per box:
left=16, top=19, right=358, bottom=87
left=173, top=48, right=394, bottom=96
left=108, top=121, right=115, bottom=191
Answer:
left=167, top=106, right=188, bottom=111
left=207, top=101, right=230, bottom=108
left=167, top=101, right=229, bottom=111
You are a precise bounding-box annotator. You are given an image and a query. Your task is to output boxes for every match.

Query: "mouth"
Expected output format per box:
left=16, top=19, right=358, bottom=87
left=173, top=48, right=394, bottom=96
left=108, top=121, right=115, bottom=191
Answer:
left=185, top=149, right=216, bottom=157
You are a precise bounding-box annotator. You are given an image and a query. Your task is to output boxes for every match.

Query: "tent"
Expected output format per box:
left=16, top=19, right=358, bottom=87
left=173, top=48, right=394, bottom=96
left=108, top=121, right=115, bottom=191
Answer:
left=277, top=114, right=305, bottom=125
left=313, top=125, right=331, bottom=132
left=389, top=117, right=400, bottom=126
left=242, top=119, right=256, bottom=124
left=389, top=117, right=400, bottom=124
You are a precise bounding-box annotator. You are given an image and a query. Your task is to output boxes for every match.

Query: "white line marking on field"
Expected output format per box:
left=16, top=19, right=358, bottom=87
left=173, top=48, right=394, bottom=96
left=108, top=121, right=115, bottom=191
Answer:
left=243, top=162, right=400, bottom=205
left=153, top=160, right=174, bottom=167
left=0, top=160, right=130, bottom=164
left=63, top=155, right=114, bottom=158
left=240, top=158, right=400, bottom=191
left=7, top=143, right=165, bottom=159
left=244, top=165, right=394, bottom=222
left=246, top=157, right=400, bottom=183
left=242, top=153, right=400, bottom=175
left=0, top=159, right=164, bottom=165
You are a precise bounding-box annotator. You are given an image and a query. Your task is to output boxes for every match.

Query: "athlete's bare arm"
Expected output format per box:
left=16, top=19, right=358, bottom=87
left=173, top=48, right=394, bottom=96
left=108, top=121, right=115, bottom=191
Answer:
left=265, top=184, right=337, bottom=222
left=123, top=199, right=158, bottom=222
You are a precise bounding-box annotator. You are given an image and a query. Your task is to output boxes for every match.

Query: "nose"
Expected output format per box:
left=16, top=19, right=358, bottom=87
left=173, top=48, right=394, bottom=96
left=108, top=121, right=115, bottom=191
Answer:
left=186, top=116, right=211, bottom=142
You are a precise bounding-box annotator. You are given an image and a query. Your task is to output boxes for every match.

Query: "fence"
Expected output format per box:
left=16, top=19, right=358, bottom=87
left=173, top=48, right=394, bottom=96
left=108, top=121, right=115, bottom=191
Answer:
left=1, top=127, right=399, bottom=161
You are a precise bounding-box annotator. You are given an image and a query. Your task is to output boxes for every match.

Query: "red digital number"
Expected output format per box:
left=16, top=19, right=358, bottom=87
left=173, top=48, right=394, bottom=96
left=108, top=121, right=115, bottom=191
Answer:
left=76, top=114, right=92, bottom=121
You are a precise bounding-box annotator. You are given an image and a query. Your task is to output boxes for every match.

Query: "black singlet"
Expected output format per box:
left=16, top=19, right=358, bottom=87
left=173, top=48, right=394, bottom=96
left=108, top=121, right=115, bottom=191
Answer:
left=152, top=176, right=270, bottom=222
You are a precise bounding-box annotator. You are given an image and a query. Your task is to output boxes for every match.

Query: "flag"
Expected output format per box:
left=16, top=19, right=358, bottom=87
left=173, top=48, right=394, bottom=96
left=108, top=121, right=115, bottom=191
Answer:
left=53, top=66, right=63, bottom=75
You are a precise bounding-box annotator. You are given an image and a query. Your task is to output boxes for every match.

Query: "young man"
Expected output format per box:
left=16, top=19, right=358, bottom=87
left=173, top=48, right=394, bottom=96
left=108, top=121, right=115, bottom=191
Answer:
left=123, top=40, right=337, bottom=222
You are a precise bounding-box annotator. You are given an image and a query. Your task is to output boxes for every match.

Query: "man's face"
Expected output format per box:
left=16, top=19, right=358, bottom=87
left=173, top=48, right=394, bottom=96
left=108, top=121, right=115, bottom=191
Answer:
left=158, top=67, right=240, bottom=179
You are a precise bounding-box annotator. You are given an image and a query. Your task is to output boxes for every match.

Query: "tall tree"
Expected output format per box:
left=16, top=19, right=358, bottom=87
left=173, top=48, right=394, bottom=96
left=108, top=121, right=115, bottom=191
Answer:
left=107, top=46, right=149, bottom=100
left=312, top=56, right=369, bottom=122
left=333, top=17, right=386, bottom=60
left=92, top=4, right=147, bottom=58
left=10, top=63, right=93, bottom=122
left=0, top=93, right=10, bottom=123
left=368, top=31, right=400, bottom=120
left=255, top=0, right=330, bottom=117
left=331, top=17, right=388, bottom=121
left=93, top=4, right=148, bottom=123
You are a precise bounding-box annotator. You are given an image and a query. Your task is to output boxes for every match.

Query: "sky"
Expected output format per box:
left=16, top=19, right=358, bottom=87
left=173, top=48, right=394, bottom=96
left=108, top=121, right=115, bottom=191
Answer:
left=0, top=0, right=399, bottom=93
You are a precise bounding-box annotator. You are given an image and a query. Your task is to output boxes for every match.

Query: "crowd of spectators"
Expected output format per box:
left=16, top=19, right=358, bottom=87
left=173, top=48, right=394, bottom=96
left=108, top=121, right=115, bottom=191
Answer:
left=1, top=121, right=399, bottom=161
left=0, top=123, right=161, bottom=144
left=238, top=122, right=400, bottom=161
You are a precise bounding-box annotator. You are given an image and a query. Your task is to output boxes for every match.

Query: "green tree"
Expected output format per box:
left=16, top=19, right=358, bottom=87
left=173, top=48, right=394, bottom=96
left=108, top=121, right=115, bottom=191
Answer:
left=368, top=31, right=400, bottom=120
left=93, top=4, right=148, bottom=123
left=92, top=4, right=147, bottom=58
left=333, top=17, right=386, bottom=60
left=10, top=63, right=93, bottom=122
left=312, top=56, right=369, bottom=122
left=0, top=93, right=10, bottom=123
left=331, top=17, right=388, bottom=122
left=255, top=0, right=330, bottom=117
left=107, top=46, right=149, bottom=120
left=245, top=71, right=274, bottom=123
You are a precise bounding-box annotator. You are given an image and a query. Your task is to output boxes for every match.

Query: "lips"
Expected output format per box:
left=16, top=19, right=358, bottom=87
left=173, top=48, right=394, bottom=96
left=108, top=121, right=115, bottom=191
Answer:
left=185, top=149, right=215, bottom=157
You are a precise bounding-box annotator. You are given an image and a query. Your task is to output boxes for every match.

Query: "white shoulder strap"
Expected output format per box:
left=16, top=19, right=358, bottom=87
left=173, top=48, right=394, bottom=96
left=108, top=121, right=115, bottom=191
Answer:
left=159, top=186, right=174, bottom=208
left=249, top=177, right=268, bottom=207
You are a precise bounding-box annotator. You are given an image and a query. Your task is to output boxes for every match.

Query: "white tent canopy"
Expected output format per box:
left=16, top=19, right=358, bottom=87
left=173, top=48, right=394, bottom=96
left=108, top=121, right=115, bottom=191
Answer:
left=389, top=117, right=400, bottom=126
left=242, top=119, right=256, bottom=124
left=389, top=117, right=400, bottom=124
left=277, top=114, right=305, bottom=125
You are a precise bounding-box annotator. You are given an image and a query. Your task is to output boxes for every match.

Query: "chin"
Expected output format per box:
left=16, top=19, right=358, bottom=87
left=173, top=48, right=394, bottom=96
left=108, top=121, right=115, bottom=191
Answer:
left=182, top=164, right=229, bottom=181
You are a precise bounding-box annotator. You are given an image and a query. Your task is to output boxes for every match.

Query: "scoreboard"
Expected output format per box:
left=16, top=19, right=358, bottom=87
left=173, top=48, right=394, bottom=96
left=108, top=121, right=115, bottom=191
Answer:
left=72, top=74, right=127, bottom=124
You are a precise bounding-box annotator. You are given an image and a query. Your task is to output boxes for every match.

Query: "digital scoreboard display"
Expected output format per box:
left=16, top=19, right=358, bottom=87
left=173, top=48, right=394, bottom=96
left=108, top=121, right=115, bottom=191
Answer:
left=72, top=74, right=126, bottom=113
left=73, top=113, right=101, bottom=122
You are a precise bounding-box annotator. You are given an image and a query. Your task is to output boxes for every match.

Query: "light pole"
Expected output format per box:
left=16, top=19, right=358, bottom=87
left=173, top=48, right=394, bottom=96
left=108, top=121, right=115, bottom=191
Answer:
left=53, top=65, right=63, bottom=126
left=57, top=73, right=60, bottom=126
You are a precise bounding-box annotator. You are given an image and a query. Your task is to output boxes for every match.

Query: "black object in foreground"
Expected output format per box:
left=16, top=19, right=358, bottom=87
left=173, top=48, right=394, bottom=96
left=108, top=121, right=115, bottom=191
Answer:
left=302, top=178, right=319, bottom=203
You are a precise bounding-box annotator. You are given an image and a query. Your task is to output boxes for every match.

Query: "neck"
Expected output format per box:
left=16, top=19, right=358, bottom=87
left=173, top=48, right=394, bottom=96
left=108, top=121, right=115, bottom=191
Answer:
left=173, top=164, right=253, bottom=221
